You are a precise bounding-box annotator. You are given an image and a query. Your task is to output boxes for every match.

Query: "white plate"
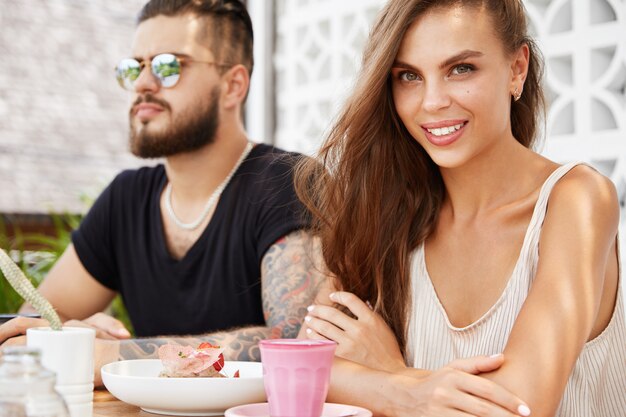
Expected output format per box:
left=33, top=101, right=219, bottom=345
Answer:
left=225, top=402, right=373, bottom=417
left=101, top=359, right=266, bottom=416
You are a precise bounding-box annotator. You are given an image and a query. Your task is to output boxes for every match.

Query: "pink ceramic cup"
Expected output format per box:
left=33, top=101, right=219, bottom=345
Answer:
left=259, top=339, right=337, bottom=417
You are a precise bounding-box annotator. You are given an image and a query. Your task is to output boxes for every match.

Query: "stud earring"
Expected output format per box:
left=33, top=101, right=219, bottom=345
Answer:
left=513, top=87, right=522, bottom=102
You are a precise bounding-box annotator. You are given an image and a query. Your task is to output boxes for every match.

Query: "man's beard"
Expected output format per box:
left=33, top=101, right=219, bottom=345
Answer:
left=129, top=87, right=220, bottom=158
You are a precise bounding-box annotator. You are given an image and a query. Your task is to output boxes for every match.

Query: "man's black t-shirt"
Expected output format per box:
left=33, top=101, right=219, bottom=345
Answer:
left=72, top=144, right=308, bottom=337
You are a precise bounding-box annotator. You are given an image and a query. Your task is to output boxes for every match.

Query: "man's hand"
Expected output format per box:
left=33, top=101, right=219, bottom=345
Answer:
left=0, top=316, right=121, bottom=387
left=81, top=313, right=131, bottom=340
left=0, top=334, right=26, bottom=347
left=0, top=316, right=50, bottom=344
left=93, top=338, right=121, bottom=387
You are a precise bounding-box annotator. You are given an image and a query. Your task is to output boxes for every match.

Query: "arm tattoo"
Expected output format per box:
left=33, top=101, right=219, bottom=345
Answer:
left=119, top=327, right=271, bottom=361
left=118, top=231, right=324, bottom=362
left=261, top=230, right=326, bottom=339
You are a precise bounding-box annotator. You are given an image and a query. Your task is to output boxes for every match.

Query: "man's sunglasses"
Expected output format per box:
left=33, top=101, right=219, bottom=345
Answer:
left=115, top=53, right=231, bottom=90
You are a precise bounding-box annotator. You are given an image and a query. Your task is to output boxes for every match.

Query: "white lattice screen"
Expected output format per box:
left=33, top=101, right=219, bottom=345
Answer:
left=248, top=0, right=385, bottom=154
left=526, top=0, right=626, bottom=195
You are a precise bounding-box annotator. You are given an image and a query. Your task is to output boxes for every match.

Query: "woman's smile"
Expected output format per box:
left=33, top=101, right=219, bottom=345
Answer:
left=421, top=120, right=468, bottom=147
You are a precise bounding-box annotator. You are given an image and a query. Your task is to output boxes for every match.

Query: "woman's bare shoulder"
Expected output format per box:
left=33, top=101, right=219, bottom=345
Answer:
left=548, top=163, right=619, bottom=227
left=552, top=164, right=617, bottom=202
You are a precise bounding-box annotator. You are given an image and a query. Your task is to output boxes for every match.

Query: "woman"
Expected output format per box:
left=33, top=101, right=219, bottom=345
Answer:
left=296, top=0, right=626, bottom=416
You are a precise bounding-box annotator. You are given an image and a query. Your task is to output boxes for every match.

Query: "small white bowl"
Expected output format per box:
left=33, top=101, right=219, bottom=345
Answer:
left=101, top=360, right=265, bottom=416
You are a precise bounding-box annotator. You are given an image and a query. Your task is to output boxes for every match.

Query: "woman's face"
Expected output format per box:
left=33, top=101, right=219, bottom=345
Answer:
left=391, top=5, right=528, bottom=169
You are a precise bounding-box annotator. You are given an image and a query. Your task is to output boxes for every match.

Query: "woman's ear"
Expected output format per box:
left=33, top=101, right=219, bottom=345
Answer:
left=221, top=64, right=250, bottom=110
left=510, top=43, right=529, bottom=94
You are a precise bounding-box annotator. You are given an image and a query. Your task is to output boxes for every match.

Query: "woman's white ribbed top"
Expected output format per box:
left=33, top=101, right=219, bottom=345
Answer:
left=407, top=162, right=626, bottom=416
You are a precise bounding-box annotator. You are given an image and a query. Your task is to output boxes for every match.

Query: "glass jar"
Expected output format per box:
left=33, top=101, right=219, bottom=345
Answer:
left=0, top=346, right=69, bottom=417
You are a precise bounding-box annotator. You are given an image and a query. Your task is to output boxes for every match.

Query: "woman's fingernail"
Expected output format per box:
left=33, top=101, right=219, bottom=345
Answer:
left=304, top=316, right=312, bottom=323
left=518, top=404, right=531, bottom=416
left=307, top=305, right=315, bottom=312
left=489, top=353, right=503, bottom=359
left=117, top=329, right=131, bottom=337
left=329, top=292, right=336, bottom=300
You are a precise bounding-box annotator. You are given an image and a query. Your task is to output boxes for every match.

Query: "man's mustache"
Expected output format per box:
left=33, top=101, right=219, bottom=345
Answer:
left=130, top=94, right=171, bottom=114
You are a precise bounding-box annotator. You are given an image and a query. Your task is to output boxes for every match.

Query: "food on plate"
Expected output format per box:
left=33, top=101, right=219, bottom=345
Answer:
left=158, top=342, right=239, bottom=378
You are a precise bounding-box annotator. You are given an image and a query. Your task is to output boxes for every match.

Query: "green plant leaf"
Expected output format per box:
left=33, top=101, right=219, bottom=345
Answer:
left=0, top=212, right=133, bottom=336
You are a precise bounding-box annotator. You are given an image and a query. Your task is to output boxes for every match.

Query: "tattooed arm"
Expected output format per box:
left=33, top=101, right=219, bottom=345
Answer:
left=116, top=230, right=325, bottom=363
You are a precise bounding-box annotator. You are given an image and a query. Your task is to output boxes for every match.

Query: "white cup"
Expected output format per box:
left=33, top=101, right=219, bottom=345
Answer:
left=26, top=327, right=95, bottom=386
left=62, top=391, right=94, bottom=405
left=67, top=402, right=93, bottom=417
left=27, top=327, right=95, bottom=417
left=55, top=383, right=94, bottom=396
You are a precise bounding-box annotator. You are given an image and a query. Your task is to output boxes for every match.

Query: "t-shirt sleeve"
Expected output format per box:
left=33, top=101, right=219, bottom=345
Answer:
left=71, top=175, right=122, bottom=291
left=254, top=153, right=310, bottom=263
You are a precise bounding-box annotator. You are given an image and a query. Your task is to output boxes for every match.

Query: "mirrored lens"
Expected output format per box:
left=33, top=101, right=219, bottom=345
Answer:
left=115, top=58, right=141, bottom=90
left=152, top=54, right=181, bottom=88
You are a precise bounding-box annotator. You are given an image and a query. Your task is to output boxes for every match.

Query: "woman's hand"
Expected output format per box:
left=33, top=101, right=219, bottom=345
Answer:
left=413, top=355, right=531, bottom=416
left=395, top=366, right=531, bottom=417
left=304, top=291, right=406, bottom=372
left=329, top=355, right=531, bottom=417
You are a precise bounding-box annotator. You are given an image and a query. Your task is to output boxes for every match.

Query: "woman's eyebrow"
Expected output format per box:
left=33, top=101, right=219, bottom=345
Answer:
left=439, top=50, right=484, bottom=69
left=391, top=60, right=418, bottom=71
left=392, top=50, right=484, bottom=72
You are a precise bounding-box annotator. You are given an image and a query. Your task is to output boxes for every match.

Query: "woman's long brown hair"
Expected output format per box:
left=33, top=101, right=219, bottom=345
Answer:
left=295, top=0, right=545, bottom=355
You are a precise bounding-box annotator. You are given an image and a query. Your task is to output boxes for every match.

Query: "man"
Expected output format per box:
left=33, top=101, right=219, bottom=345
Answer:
left=0, top=0, right=322, bottom=384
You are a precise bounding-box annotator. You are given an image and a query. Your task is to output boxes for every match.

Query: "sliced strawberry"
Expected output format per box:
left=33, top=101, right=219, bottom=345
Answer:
left=233, top=370, right=240, bottom=378
left=198, top=342, right=213, bottom=350
left=213, top=353, right=225, bottom=371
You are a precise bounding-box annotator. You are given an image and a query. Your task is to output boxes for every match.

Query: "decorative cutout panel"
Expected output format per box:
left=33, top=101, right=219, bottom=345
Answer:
left=272, top=0, right=384, bottom=155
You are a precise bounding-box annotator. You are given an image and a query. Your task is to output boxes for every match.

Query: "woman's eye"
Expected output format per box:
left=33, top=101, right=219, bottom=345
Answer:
left=451, top=64, right=474, bottom=75
left=400, top=71, right=419, bottom=82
